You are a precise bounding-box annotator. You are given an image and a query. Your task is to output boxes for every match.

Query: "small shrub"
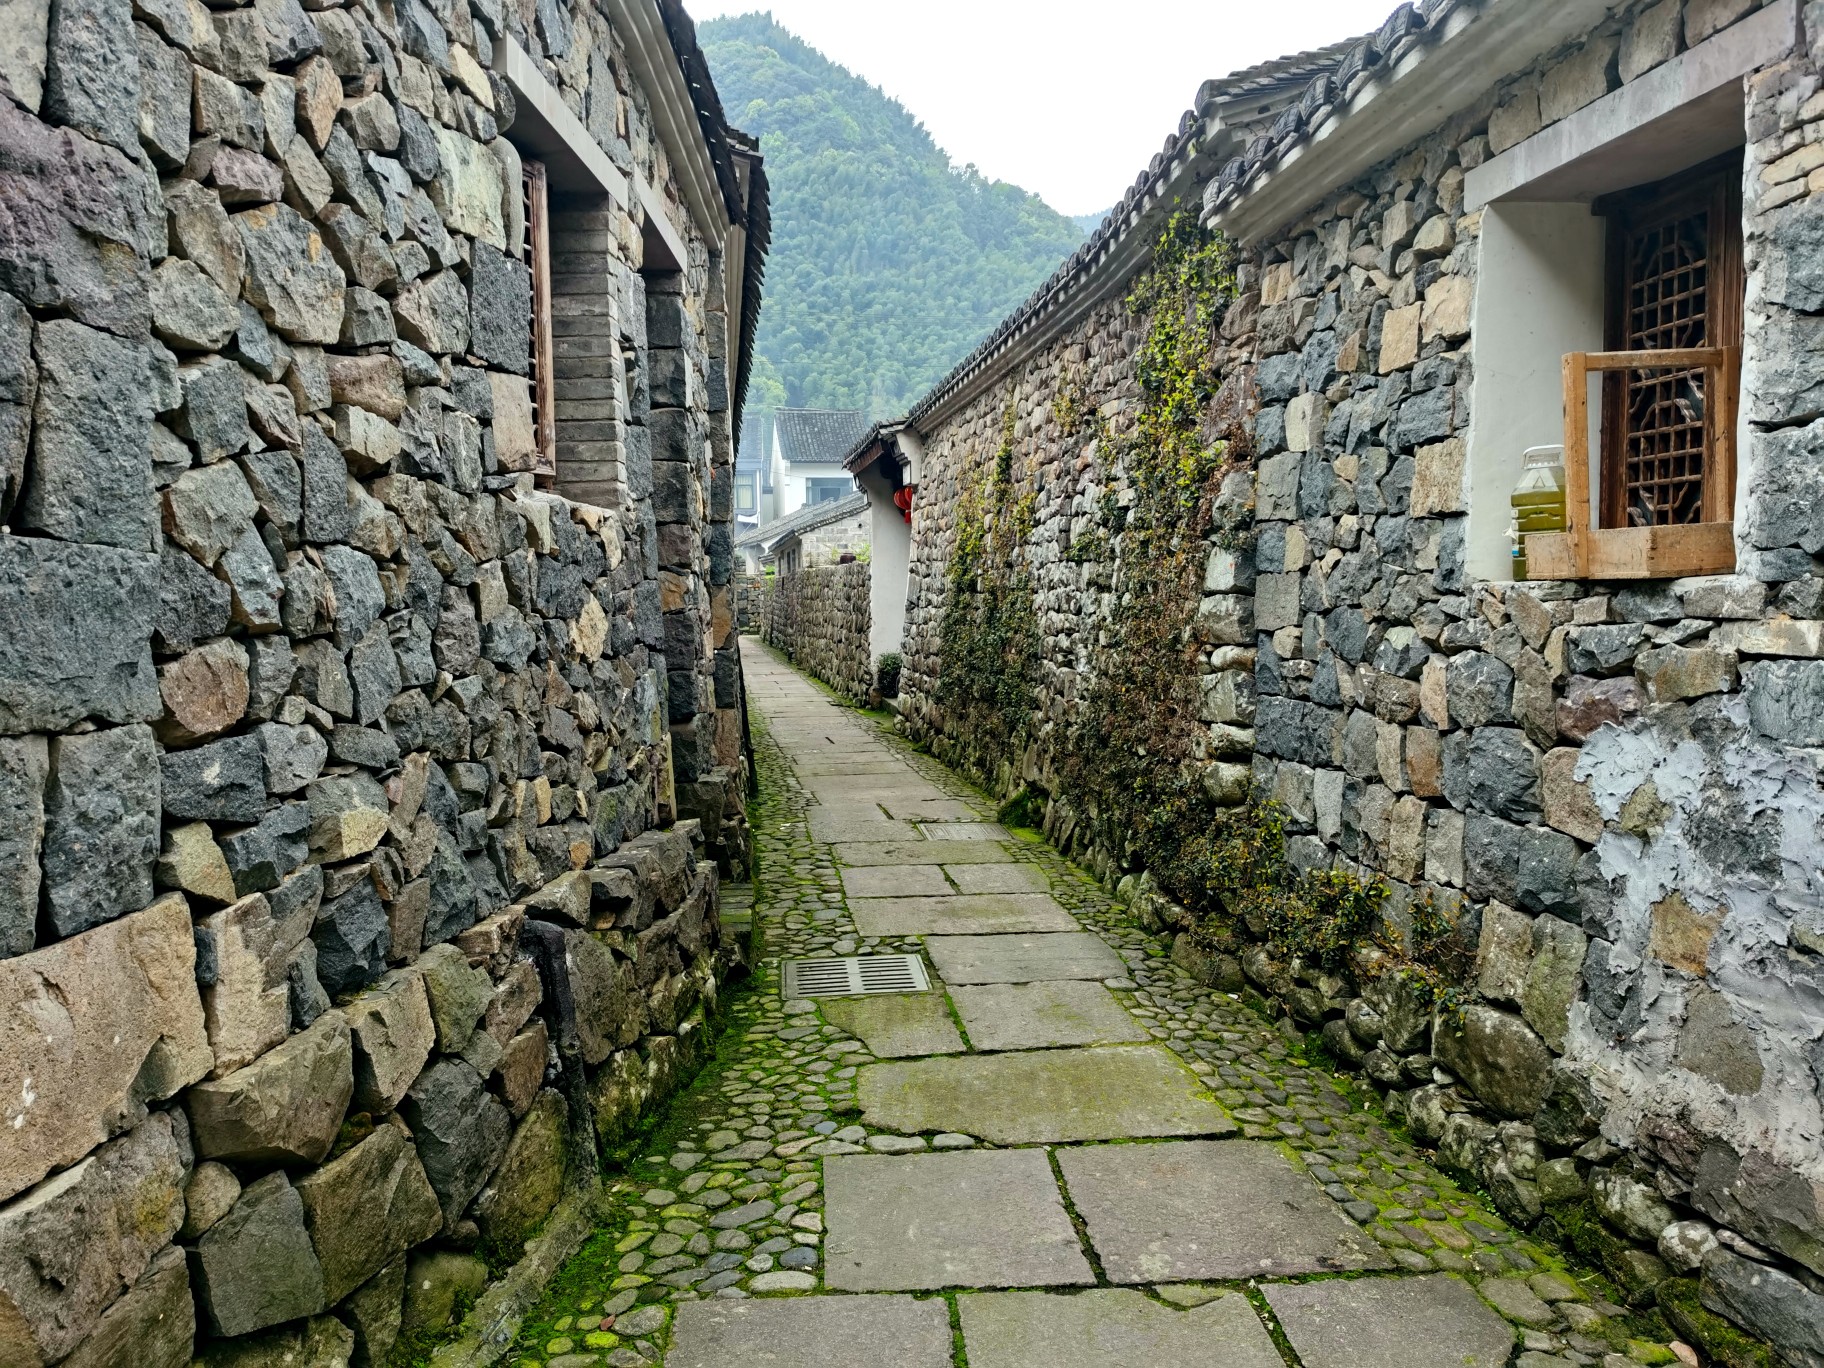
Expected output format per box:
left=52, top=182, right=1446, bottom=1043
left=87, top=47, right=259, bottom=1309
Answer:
left=997, top=786, right=1046, bottom=830
left=875, top=653, right=902, bottom=698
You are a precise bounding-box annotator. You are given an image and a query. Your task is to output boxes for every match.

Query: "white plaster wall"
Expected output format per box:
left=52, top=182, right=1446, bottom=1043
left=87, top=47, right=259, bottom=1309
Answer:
left=1466, top=202, right=1606, bottom=582
left=857, top=466, right=911, bottom=665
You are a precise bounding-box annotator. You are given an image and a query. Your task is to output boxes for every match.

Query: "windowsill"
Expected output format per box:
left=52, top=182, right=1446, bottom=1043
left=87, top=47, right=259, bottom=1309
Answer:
left=1524, top=522, right=1736, bottom=581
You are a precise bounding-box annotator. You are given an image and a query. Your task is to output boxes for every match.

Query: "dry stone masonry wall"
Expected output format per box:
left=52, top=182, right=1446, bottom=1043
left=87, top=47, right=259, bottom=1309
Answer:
left=896, top=2, right=1824, bottom=1363
left=0, top=0, right=756, bottom=1360
left=763, top=560, right=872, bottom=704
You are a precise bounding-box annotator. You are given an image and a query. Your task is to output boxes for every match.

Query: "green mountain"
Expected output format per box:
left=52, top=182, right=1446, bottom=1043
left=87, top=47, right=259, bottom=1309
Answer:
left=699, top=13, right=1087, bottom=417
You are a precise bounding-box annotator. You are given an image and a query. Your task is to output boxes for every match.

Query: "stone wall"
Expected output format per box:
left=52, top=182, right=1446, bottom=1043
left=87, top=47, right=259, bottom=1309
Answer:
left=0, top=0, right=755, bottom=1359
left=898, top=285, right=1261, bottom=804
left=899, top=1, right=1824, bottom=1359
left=764, top=561, right=872, bottom=703
left=734, top=571, right=767, bottom=633
left=1233, top=5, right=1824, bottom=1354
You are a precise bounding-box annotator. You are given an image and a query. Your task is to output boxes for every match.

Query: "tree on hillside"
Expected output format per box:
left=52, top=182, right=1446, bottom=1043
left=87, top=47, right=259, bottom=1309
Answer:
left=701, top=14, right=1086, bottom=417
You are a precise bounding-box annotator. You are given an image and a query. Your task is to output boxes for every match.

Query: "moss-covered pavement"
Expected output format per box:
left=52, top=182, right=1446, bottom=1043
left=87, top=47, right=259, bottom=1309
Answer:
left=503, top=642, right=1683, bottom=1368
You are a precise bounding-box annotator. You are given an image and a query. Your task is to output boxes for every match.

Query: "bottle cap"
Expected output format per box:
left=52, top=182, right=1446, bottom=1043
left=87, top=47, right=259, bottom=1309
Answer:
left=1522, top=444, right=1565, bottom=467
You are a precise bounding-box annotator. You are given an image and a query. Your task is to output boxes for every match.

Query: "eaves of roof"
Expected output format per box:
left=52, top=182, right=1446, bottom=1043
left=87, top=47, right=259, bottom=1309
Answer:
left=900, top=41, right=1353, bottom=435
left=1202, top=0, right=1620, bottom=245
left=732, top=491, right=869, bottom=550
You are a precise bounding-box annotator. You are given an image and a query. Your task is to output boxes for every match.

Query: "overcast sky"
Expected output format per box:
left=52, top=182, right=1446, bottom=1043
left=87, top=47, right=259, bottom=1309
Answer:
left=687, top=1, right=1402, bottom=216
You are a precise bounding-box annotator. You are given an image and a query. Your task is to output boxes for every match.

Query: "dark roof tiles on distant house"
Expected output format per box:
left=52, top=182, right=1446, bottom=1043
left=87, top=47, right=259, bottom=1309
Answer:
left=733, top=491, right=869, bottom=550
left=775, top=409, right=874, bottom=466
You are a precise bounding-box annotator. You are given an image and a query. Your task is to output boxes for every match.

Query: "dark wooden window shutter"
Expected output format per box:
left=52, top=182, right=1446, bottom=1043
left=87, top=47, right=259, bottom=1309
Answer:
left=1598, top=153, right=1744, bottom=529
left=522, top=159, right=557, bottom=487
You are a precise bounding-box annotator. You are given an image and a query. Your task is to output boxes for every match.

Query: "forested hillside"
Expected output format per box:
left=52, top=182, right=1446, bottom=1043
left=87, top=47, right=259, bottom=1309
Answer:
left=700, top=14, right=1086, bottom=416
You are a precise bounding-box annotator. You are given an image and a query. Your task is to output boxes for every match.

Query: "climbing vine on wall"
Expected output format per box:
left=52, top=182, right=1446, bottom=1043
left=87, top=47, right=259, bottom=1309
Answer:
left=1054, top=212, right=1439, bottom=988
left=1058, top=210, right=1241, bottom=862
left=934, top=396, right=1041, bottom=784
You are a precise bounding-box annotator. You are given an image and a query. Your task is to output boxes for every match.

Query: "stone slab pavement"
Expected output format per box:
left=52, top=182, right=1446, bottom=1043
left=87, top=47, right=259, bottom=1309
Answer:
left=506, top=644, right=1639, bottom=1367
left=949, top=980, right=1152, bottom=1051
left=957, top=1287, right=1285, bottom=1368
left=925, top=930, right=1128, bottom=983
left=823, top=1149, right=1094, bottom=1291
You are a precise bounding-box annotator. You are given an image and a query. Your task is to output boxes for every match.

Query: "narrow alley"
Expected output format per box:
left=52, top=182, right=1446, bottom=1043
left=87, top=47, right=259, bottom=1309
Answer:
left=507, top=641, right=1636, bottom=1367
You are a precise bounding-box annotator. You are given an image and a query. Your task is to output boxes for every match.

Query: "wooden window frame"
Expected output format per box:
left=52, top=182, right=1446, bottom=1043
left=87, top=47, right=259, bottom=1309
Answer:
left=1527, top=153, right=1744, bottom=581
left=522, top=159, right=557, bottom=487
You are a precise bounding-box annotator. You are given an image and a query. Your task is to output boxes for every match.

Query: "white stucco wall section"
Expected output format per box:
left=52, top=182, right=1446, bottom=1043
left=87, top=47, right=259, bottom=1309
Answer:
left=858, top=469, right=910, bottom=667
left=1464, top=204, right=1605, bottom=583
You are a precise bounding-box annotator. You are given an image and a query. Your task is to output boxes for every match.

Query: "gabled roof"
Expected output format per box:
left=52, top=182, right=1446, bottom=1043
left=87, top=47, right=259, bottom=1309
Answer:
left=775, top=409, right=873, bottom=467
left=902, top=40, right=1356, bottom=432
left=733, top=491, right=868, bottom=551
left=1201, top=0, right=1621, bottom=244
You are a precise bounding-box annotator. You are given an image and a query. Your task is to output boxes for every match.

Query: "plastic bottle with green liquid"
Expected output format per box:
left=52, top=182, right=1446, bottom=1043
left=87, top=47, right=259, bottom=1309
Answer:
left=1510, top=444, right=1567, bottom=580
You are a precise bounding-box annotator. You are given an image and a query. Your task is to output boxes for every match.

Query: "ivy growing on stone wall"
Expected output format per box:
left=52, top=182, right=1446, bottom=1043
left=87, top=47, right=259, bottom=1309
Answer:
left=1058, top=210, right=1242, bottom=860
left=933, top=397, right=1042, bottom=784
left=1052, top=212, right=1461, bottom=998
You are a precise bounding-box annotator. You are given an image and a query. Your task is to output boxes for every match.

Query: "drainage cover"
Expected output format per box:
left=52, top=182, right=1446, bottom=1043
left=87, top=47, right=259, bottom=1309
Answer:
left=782, top=954, right=931, bottom=999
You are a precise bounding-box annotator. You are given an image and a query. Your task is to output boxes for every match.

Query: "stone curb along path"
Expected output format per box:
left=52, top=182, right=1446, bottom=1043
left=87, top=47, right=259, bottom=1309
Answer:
left=507, top=642, right=1686, bottom=1368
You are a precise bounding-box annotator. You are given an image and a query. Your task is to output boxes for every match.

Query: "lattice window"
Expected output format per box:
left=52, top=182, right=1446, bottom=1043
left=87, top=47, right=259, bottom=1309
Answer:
left=522, top=160, right=557, bottom=487
left=1599, top=155, right=1743, bottom=530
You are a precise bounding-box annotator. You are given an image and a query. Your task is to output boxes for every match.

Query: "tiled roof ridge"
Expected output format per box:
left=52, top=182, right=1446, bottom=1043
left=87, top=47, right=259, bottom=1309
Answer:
left=775, top=408, right=874, bottom=466
left=733, top=491, right=869, bottom=548
left=903, top=38, right=1361, bottom=429
left=1203, top=0, right=1472, bottom=218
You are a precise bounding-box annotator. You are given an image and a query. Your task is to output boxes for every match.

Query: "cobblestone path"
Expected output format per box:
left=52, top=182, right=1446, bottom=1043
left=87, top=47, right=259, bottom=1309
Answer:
left=507, top=643, right=1669, bottom=1368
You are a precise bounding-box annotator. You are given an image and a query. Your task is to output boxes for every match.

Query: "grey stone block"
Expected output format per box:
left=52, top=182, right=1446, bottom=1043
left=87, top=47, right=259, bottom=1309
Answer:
left=44, top=0, right=139, bottom=154
left=150, top=259, right=238, bottom=352
left=0, top=734, right=46, bottom=956
left=1444, top=726, right=1542, bottom=824
left=399, top=1057, right=512, bottom=1226
left=959, top=1287, right=1282, bottom=1368
left=220, top=801, right=310, bottom=896
left=320, top=543, right=384, bottom=647
left=191, top=1172, right=327, bottom=1337
left=0, top=1111, right=190, bottom=1363
left=0, top=0, right=50, bottom=116
left=670, top=1295, right=954, bottom=1368
left=237, top=202, right=347, bottom=345
left=238, top=448, right=303, bottom=548
left=20, top=319, right=155, bottom=551
left=858, top=1046, right=1233, bottom=1146
left=132, top=27, right=189, bottom=166
left=299, top=424, right=353, bottom=545
left=1433, top=1004, right=1552, bottom=1119
left=162, top=733, right=267, bottom=823
left=1699, top=1248, right=1824, bottom=1364
left=41, top=724, right=161, bottom=937
left=824, top=1149, right=1092, bottom=1292
left=162, top=460, right=259, bottom=567
left=172, top=359, right=252, bottom=464
left=186, top=1011, right=353, bottom=1166
left=0, top=97, right=154, bottom=338
left=1746, top=308, right=1824, bottom=429
left=468, top=242, right=530, bottom=375
left=57, top=1243, right=193, bottom=1368
left=295, top=1124, right=441, bottom=1304
left=1744, top=659, right=1824, bottom=746
left=1446, top=650, right=1513, bottom=726
left=1060, top=1140, right=1389, bottom=1281
left=312, top=875, right=389, bottom=996
left=1566, top=623, right=1647, bottom=676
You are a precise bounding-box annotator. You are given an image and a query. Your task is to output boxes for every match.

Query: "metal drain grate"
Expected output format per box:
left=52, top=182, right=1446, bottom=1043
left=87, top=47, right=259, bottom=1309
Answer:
left=782, top=954, right=930, bottom=999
